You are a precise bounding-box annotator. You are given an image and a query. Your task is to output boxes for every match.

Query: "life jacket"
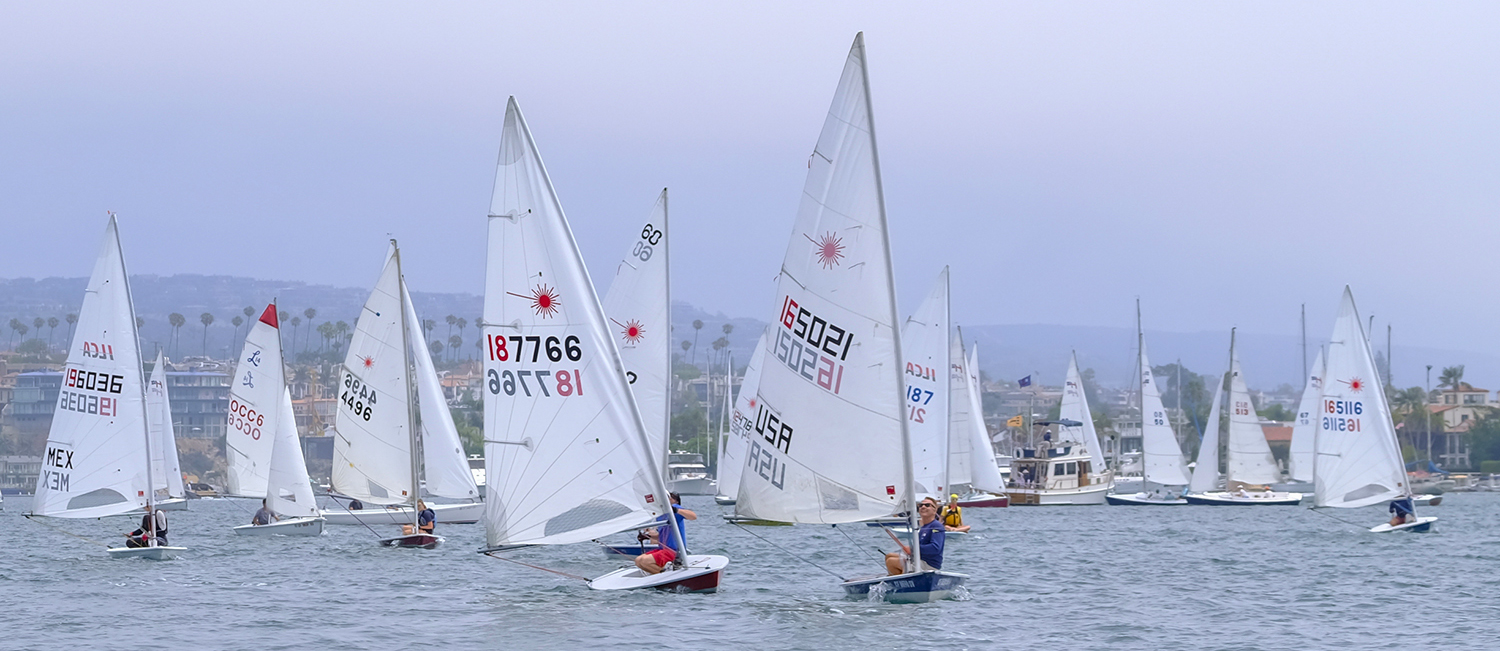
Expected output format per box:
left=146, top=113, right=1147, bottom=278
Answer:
left=942, top=505, right=962, bottom=527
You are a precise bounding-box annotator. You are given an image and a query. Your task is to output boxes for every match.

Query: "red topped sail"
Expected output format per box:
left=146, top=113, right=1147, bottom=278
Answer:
left=258, top=304, right=278, bottom=328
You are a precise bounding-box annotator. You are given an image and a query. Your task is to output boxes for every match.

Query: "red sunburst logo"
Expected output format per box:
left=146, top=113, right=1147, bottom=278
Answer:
left=805, top=231, right=845, bottom=269
left=1343, top=377, right=1364, bottom=393
left=612, top=318, right=645, bottom=345
left=360, top=355, right=375, bottom=369
left=508, top=285, right=562, bottom=318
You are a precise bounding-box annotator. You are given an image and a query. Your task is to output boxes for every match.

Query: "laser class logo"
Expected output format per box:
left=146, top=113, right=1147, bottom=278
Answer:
left=1338, top=377, right=1365, bottom=393
left=359, top=355, right=375, bottom=369
left=611, top=318, right=645, bottom=345
left=805, top=231, right=845, bottom=269
left=508, top=284, right=562, bottom=318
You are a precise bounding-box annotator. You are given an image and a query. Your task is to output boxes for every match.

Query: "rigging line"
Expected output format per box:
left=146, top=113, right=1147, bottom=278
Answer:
left=730, top=522, right=844, bottom=581
left=1306, top=506, right=1366, bottom=528
left=832, top=523, right=881, bottom=561
left=482, top=551, right=591, bottom=582
left=22, top=513, right=110, bottom=548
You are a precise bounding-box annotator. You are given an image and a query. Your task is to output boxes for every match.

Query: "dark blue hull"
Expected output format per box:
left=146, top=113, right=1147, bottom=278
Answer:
left=840, top=570, right=967, bottom=604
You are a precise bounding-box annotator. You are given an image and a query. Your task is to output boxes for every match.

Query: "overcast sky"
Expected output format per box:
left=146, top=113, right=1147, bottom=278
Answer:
left=3, top=3, right=1498, bottom=371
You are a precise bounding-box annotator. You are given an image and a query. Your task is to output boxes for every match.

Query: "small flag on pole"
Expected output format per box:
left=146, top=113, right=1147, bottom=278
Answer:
left=1018, top=375, right=1032, bottom=388
left=1006, top=415, right=1024, bottom=427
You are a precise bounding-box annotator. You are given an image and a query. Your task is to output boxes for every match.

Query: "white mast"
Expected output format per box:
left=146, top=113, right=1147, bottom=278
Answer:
left=393, top=241, right=421, bottom=531
left=119, top=214, right=156, bottom=545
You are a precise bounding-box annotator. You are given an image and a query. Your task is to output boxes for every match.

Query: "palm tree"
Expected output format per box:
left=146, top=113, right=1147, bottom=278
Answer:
left=290, top=316, right=302, bottom=354
left=15, top=323, right=27, bottom=343
left=456, top=318, right=468, bottom=359
left=231, top=315, right=244, bottom=354
left=47, top=316, right=59, bottom=349
left=316, top=321, right=335, bottom=352
left=446, top=314, right=458, bottom=341
left=65, top=313, right=77, bottom=346
left=691, top=319, right=704, bottom=368
left=168, top=313, right=186, bottom=356
left=423, top=319, right=436, bottom=342
left=32, top=317, right=44, bottom=340
left=8, top=318, right=21, bottom=349
left=429, top=339, right=444, bottom=359
left=1438, top=365, right=1465, bottom=397
left=448, top=335, right=462, bottom=362
left=302, top=308, right=317, bottom=354
left=200, top=312, right=215, bottom=356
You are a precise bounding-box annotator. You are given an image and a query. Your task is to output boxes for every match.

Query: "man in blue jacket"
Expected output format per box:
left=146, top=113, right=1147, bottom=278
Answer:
left=884, top=497, right=944, bottom=575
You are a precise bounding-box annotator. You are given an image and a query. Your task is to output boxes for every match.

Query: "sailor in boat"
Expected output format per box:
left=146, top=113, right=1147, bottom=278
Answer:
left=417, top=500, right=436, bottom=535
left=124, top=505, right=168, bottom=548
left=941, top=494, right=970, bottom=533
left=1388, top=497, right=1416, bottom=527
left=347, top=498, right=363, bottom=510
left=250, top=499, right=279, bottom=526
left=885, top=497, right=944, bottom=575
left=633, top=493, right=696, bottom=575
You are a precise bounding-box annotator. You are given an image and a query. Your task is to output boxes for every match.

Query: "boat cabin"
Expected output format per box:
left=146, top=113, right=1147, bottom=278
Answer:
left=1008, top=446, right=1095, bottom=491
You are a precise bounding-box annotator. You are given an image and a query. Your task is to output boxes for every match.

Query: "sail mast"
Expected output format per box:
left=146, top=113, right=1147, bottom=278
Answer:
left=1136, top=298, right=1143, bottom=488
left=111, top=214, right=156, bottom=544
left=393, top=241, right=421, bottom=527
left=1226, top=328, right=1236, bottom=486
left=941, top=267, right=953, bottom=495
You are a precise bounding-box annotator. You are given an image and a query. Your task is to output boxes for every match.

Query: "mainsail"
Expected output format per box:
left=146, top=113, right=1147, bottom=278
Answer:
left=33, top=216, right=150, bottom=518
left=944, top=323, right=973, bottom=490
left=1139, top=341, right=1191, bottom=486
left=718, top=329, right=768, bottom=503
left=600, top=189, right=672, bottom=470
left=1058, top=353, right=1107, bottom=472
left=1315, top=288, right=1408, bottom=508
left=734, top=34, right=911, bottom=525
left=959, top=334, right=1005, bottom=493
left=1225, top=340, right=1280, bottom=486
left=482, top=98, right=670, bottom=548
left=333, top=248, right=415, bottom=505
left=1188, top=373, right=1226, bottom=493
left=146, top=351, right=184, bottom=501
left=226, top=304, right=283, bottom=498
left=1288, top=349, right=1325, bottom=484
left=902, top=269, right=950, bottom=497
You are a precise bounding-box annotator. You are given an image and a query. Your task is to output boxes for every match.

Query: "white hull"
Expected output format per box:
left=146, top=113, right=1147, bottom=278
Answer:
left=1185, top=491, right=1304, bottom=506
left=155, top=498, right=188, bottom=511
left=1370, top=516, right=1437, bottom=533
left=321, top=501, right=484, bottom=525
left=589, top=554, right=728, bottom=593
left=1413, top=494, right=1442, bottom=507
left=1106, top=492, right=1189, bottom=506
left=667, top=477, right=716, bottom=496
left=232, top=516, right=326, bottom=536
left=107, top=545, right=186, bottom=560
left=713, top=495, right=736, bottom=506
left=1006, top=482, right=1111, bottom=506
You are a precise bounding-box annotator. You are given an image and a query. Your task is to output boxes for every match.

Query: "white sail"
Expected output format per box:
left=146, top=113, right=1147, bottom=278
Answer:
left=600, top=189, right=671, bottom=470
left=1058, top=354, right=1107, bottom=472
left=735, top=34, right=910, bottom=525
left=1225, top=345, right=1280, bottom=485
left=960, top=336, right=1005, bottom=493
left=718, top=329, right=768, bottom=502
left=482, top=98, right=669, bottom=548
left=1288, top=349, right=1324, bottom=483
left=403, top=281, right=480, bottom=500
left=146, top=352, right=184, bottom=501
left=226, top=305, right=284, bottom=498
left=333, top=249, right=415, bottom=505
left=33, top=216, right=150, bottom=518
left=902, top=269, right=949, bottom=497
left=1188, top=373, right=1226, bottom=493
left=944, top=321, right=973, bottom=491
left=1315, top=288, right=1408, bottom=508
left=1139, top=342, right=1191, bottom=486
left=266, top=388, right=320, bottom=518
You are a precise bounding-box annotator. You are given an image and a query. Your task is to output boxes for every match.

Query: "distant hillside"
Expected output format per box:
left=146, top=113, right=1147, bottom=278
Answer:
left=1, top=275, right=1489, bottom=391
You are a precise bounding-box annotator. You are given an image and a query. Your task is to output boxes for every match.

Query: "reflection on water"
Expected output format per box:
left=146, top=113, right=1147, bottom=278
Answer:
left=3, top=494, right=1498, bottom=649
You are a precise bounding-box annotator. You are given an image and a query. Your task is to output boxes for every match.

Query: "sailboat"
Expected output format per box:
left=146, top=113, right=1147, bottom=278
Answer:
left=1187, top=373, right=1227, bottom=496
left=1107, top=306, right=1192, bottom=505
left=729, top=33, right=966, bottom=603
left=1006, top=354, right=1112, bottom=505
left=1315, top=288, right=1436, bottom=533
left=145, top=352, right=187, bottom=511
left=903, top=269, right=952, bottom=503
left=229, top=304, right=325, bottom=536
left=31, top=215, right=186, bottom=560
left=477, top=97, right=727, bottom=592
left=715, top=330, right=781, bottom=522
left=953, top=329, right=1008, bottom=507
left=1185, top=329, right=1303, bottom=505
left=326, top=243, right=480, bottom=546
left=1278, top=349, right=1324, bottom=493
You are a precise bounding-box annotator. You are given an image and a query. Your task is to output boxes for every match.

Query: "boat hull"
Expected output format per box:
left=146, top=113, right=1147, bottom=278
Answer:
left=841, top=570, right=968, bottom=604
left=1184, top=491, right=1303, bottom=506
left=723, top=515, right=793, bottom=526
left=232, top=516, right=326, bottom=536
left=956, top=493, right=1009, bottom=508
left=589, top=554, right=728, bottom=593
left=378, top=533, right=444, bottom=549
left=667, top=477, right=716, bottom=496
left=1414, top=495, right=1442, bottom=507
left=107, top=545, right=187, bottom=560
left=1370, top=516, right=1438, bottom=533
left=155, top=498, right=189, bottom=511
left=321, top=501, right=484, bottom=525
left=1005, top=482, right=1110, bottom=505
left=1105, top=493, right=1189, bottom=506
left=713, top=495, right=736, bottom=506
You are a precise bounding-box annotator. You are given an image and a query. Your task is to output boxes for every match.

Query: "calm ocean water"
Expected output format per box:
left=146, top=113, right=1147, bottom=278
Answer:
left=2, top=493, right=1496, bottom=650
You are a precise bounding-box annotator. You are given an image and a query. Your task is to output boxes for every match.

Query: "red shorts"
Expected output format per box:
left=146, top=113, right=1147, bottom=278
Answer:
left=648, top=547, right=677, bottom=566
